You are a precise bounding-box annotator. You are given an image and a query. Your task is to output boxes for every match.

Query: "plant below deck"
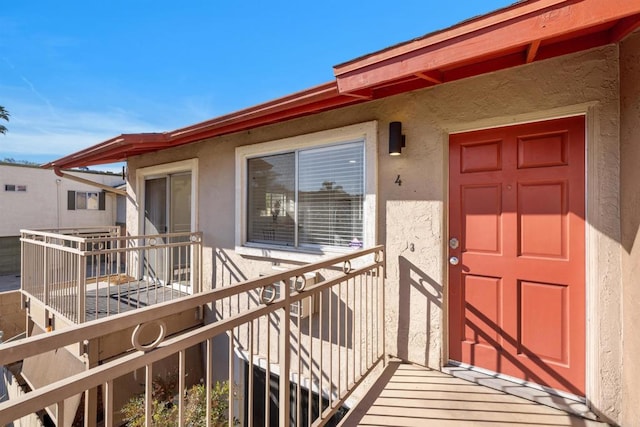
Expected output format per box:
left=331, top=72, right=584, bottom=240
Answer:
left=121, top=374, right=236, bottom=426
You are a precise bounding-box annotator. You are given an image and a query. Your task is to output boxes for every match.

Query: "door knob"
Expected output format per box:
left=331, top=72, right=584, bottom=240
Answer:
left=449, top=256, right=459, bottom=265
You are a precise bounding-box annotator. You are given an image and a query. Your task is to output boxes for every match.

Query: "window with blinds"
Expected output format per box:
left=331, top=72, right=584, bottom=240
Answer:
left=247, top=141, right=364, bottom=249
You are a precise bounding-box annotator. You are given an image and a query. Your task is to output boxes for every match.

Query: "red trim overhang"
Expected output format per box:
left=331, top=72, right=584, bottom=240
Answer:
left=44, top=83, right=362, bottom=168
left=45, top=0, right=640, bottom=169
left=334, top=0, right=640, bottom=96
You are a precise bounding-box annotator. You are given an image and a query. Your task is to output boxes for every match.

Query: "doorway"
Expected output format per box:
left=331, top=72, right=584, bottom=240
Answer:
left=143, top=172, right=193, bottom=289
left=448, top=116, right=586, bottom=396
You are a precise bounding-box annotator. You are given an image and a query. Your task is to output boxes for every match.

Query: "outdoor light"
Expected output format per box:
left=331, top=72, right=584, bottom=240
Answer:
left=389, top=121, right=405, bottom=156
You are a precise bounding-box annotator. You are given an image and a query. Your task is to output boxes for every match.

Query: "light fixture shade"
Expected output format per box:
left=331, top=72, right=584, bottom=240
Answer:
left=389, top=121, right=405, bottom=155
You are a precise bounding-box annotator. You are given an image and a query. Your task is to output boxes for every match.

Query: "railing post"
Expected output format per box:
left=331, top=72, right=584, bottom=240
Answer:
left=189, top=233, right=202, bottom=294
left=20, top=232, right=24, bottom=292
left=84, top=340, right=98, bottom=427
left=164, top=240, right=170, bottom=286
left=197, top=235, right=202, bottom=294
left=43, top=237, right=49, bottom=307
left=379, top=251, right=386, bottom=366
left=279, top=280, right=291, bottom=425
left=116, top=231, right=121, bottom=278
left=78, top=243, right=86, bottom=324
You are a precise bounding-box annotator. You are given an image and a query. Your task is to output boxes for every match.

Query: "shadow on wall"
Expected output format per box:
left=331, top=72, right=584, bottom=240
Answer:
left=396, top=256, right=442, bottom=366
left=212, top=247, right=356, bottom=349
left=214, top=248, right=248, bottom=287
left=297, top=287, right=353, bottom=348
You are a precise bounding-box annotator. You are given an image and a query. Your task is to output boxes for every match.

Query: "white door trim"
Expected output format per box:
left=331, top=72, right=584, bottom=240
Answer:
left=135, top=158, right=199, bottom=235
left=443, top=102, right=599, bottom=411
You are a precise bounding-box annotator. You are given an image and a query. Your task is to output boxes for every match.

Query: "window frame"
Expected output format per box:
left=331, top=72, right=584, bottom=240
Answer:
left=4, top=184, right=27, bottom=192
left=235, top=121, right=377, bottom=261
left=135, top=158, right=199, bottom=236
left=67, top=190, right=106, bottom=211
left=76, top=191, right=100, bottom=210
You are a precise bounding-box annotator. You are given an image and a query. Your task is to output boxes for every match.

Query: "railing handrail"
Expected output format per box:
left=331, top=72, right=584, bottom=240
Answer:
left=2, top=245, right=383, bottom=367
left=0, top=300, right=276, bottom=424
left=20, top=230, right=203, bottom=255
left=20, top=226, right=120, bottom=238
left=1, top=244, right=385, bottom=426
left=21, top=229, right=198, bottom=242
left=22, top=226, right=120, bottom=232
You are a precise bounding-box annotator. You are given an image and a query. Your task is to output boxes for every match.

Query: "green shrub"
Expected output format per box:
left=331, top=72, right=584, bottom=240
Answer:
left=184, top=382, right=238, bottom=427
left=121, top=395, right=177, bottom=427
left=121, top=375, right=236, bottom=426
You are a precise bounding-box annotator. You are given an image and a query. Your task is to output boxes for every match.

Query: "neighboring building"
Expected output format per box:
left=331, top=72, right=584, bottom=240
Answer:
left=0, top=163, right=124, bottom=274
left=5, top=0, right=640, bottom=425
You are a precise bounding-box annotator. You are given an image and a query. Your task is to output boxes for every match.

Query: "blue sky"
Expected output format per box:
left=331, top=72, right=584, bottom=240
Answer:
left=1, top=0, right=514, bottom=171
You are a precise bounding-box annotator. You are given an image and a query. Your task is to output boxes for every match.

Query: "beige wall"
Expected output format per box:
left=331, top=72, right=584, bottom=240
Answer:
left=0, top=164, right=124, bottom=236
left=0, top=291, right=25, bottom=341
left=620, top=30, right=640, bottom=427
left=127, top=45, right=625, bottom=423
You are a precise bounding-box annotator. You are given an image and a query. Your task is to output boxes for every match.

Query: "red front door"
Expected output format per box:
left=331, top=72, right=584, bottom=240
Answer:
left=448, top=116, right=585, bottom=395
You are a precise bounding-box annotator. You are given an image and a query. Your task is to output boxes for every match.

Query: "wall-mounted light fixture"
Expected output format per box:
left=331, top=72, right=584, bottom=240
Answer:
left=389, top=121, right=405, bottom=156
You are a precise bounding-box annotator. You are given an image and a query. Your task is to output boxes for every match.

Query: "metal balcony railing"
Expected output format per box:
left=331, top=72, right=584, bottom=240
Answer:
left=20, top=227, right=203, bottom=323
left=0, top=245, right=385, bottom=426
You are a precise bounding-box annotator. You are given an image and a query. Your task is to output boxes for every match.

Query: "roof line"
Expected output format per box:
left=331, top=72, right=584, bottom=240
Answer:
left=333, top=0, right=572, bottom=75
left=333, top=0, right=640, bottom=93
left=44, top=0, right=640, bottom=169
left=43, top=82, right=364, bottom=169
left=167, top=82, right=340, bottom=139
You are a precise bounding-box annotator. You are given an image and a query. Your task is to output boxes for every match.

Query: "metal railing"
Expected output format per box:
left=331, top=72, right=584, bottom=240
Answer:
left=0, top=245, right=385, bottom=426
left=20, top=227, right=203, bottom=323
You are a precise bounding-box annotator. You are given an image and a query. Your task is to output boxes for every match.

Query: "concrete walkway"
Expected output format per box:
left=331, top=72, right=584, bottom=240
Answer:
left=341, top=362, right=608, bottom=426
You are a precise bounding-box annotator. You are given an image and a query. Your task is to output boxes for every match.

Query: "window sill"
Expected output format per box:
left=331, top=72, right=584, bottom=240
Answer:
left=235, top=243, right=354, bottom=263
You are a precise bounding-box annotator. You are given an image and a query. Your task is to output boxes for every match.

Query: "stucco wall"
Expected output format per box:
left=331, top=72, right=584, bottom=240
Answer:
left=127, top=45, right=623, bottom=422
left=620, top=30, right=640, bottom=427
left=0, top=291, right=25, bottom=340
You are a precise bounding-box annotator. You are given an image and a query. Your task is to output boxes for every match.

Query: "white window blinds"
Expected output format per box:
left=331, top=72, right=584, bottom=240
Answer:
left=247, top=141, right=364, bottom=249
left=298, top=143, right=363, bottom=248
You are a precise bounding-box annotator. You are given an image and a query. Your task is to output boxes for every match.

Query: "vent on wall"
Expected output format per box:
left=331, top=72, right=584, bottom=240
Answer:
left=260, top=271, right=318, bottom=319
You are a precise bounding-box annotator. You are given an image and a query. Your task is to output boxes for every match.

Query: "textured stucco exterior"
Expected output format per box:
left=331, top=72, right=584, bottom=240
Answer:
left=125, top=45, right=628, bottom=423
left=620, top=30, right=640, bottom=427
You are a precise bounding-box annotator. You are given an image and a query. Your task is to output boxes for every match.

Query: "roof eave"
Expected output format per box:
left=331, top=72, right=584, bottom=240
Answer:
left=44, top=0, right=640, bottom=170
left=333, top=0, right=640, bottom=93
left=43, top=133, right=167, bottom=169
left=44, top=82, right=365, bottom=169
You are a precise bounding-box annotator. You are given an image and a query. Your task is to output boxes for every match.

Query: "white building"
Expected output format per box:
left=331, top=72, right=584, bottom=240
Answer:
left=0, top=163, right=125, bottom=274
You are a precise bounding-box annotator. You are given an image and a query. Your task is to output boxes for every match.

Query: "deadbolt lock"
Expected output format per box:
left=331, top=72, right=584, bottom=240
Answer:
left=449, top=237, right=459, bottom=249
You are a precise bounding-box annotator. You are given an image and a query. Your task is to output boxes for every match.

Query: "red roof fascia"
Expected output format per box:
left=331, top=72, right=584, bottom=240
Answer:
left=166, top=82, right=360, bottom=144
left=610, top=14, right=640, bottom=42
left=43, top=133, right=167, bottom=168
left=45, top=82, right=364, bottom=169
left=333, top=0, right=640, bottom=93
left=45, top=0, right=640, bottom=169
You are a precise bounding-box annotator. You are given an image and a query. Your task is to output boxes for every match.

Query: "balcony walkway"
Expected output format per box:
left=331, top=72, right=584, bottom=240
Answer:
left=342, top=362, right=607, bottom=427
left=83, top=281, right=190, bottom=320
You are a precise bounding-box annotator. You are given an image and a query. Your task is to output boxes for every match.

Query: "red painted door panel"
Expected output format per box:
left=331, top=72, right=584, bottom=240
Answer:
left=448, top=116, right=585, bottom=395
